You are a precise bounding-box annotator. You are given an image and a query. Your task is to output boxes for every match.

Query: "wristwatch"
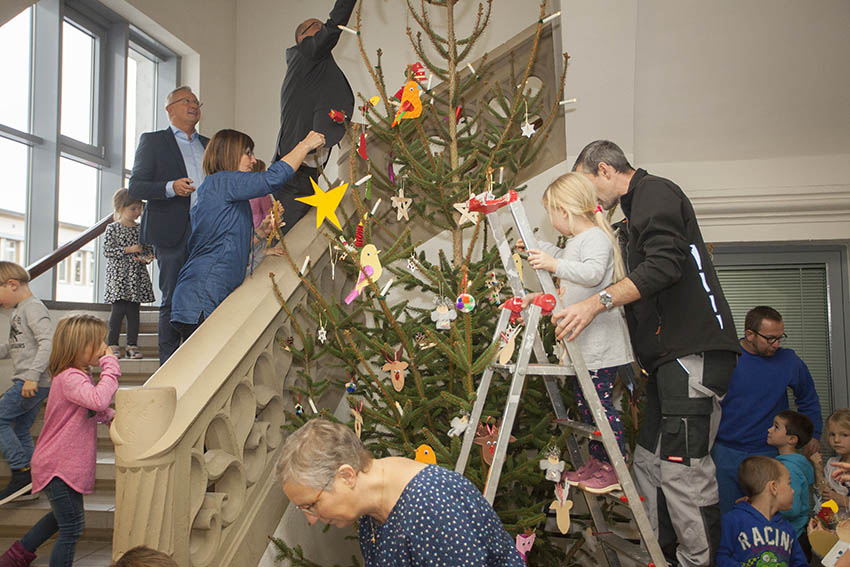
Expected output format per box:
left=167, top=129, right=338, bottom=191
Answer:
left=598, top=290, right=615, bottom=311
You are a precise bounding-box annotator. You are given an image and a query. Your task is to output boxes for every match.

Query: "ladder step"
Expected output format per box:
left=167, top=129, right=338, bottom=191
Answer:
left=491, top=363, right=574, bottom=376
left=596, top=532, right=655, bottom=565
left=553, top=418, right=602, bottom=440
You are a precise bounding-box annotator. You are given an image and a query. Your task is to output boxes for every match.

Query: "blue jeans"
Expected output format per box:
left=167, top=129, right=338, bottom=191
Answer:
left=21, top=477, right=84, bottom=566
left=0, top=380, right=50, bottom=469
left=712, top=440, right=777, bottom=515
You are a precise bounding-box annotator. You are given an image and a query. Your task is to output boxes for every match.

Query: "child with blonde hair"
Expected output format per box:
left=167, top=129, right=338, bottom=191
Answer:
left=113, top=546, right=177, bottom=567
left=0, top=261, right=52, bottom=505
left=812, top=409, right=850, bottom=515
left=0, top=314, right=120, bottom=567
left=520, top=172, right=633, bottom=493
left=103, top=188, right=155, bottom=359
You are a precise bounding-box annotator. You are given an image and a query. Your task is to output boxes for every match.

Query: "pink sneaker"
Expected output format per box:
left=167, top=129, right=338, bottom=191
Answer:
left=578, top=462, right=621, bottom=494
left=564, top=457, right=603, bottom=484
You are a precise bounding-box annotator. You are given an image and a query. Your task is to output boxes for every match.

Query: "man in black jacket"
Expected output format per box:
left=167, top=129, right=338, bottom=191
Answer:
left=553, top=140, right=739, bottom=567
left=271, top=0, right=355, bottom=233
left=129, top=86, right=208, bottom=365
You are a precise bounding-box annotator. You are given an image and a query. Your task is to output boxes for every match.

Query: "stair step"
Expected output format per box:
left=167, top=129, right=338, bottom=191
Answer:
left=0, top=537, right=113, bottom=566
left=0, top=490, right=115, bottom=537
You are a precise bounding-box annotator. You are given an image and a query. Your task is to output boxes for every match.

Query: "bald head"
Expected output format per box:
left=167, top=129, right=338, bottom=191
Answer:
left=295, top=19, right=322, bottom=43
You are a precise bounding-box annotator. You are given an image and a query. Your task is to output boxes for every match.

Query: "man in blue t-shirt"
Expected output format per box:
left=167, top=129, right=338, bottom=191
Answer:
left=714, top=305, right=822, bottom=515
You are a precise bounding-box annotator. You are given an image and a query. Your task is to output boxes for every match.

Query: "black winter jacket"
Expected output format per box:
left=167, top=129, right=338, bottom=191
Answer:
left=619, top=169, right=739, bottom=371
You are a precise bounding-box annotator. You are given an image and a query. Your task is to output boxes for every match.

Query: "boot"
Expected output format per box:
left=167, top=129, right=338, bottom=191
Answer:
left=0, top=541, right=36, bottom=567
left=0, top=468, right=35, bottom=506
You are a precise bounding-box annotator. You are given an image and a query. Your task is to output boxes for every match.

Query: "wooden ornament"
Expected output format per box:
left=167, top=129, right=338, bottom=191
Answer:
left=549, top=499, right=574, bottom=534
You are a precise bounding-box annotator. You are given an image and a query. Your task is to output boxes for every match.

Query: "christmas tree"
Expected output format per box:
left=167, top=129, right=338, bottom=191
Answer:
left=271, top=1, right=581, bottom=564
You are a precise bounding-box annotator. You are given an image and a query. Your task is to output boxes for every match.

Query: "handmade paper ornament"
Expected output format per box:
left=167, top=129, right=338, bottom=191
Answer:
left=355, top=222, right=365, bottom=248
left=473, top=421, right=516, bottom=466
left=485, top=271, right=503, bottom=303
left=512, top=253, right=524, bottom=285
left=456, top=293, right=476, bottom=313
left=549, top=483, right=573, bottom=535
left=392, top=63, right=427, bottom=100
left=538, top=446, right=566, bottom=482
left=810, top=525, right=840, bottom=558
left=430, top=301, right=457, bottom=331
left=448, top=414, right=470, bottom=437
left=407, top=255, right=417, bottom=273
left=369, top=95, right=381, bottom=107
left=498, top=325, right=521, bottom=365
left=515, top=533, right=535, bottom=562
left=316, top=325, right=327, bottom=344
left=391, top=186, right=413, bottom=221
left=295, top=395, right=304, bottom=416
left=328, top=109, right=346, bottom=124
left=265, top=197, right=285, bottom=248
left=381, top=347, right=408, bottom=392
left=455, top=105, right=463, bottom=122
left=295, top=178, right=348, bottom=230
left=351, top=402, right=363, bottom=438
left=358, top=132, right=368, bottom=160
left=345, top=244, right=383, bottom=305
left=345, top=379, right=356, bottom=393
left=468, top=189, right=519, bottom=214
left=414, top=444, right=437, bottom=465
left=391, top=81, right=423, bottom=127
left=453, top=198, right=481, bottom=227
left=521, top=119, right=536, bottom=138
left=414, top=332, right=436, bottom=350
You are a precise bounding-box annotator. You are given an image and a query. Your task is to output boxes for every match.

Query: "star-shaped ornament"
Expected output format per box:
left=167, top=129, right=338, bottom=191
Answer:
left=317, top=325, right=327, bottom=344
left=453, top=200, right=481, bottom=226
left=295, top=178, right=348, bottom=230
left=391, top=187, right=413, bottom=221
left=521, top=120, right=536, bottom=138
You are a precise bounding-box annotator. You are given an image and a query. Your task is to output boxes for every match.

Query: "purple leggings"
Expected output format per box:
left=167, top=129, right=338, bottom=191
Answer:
left=573, top=366, right=626, bottom=462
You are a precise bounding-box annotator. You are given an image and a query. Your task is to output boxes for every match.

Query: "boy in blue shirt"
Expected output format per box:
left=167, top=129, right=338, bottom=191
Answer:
left=767, top=410, right=815, bottom=560
left=718, top=456, right=808, bottom=566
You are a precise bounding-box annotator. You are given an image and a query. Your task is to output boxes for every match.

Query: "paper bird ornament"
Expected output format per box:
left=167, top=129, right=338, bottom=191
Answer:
left=295, top=178, right=348, bottom=230
left=414, top=444, right=437, bottom=465
left=344, top=244, right=383, bottom=304
left=391, top=81, right=423, bottom=127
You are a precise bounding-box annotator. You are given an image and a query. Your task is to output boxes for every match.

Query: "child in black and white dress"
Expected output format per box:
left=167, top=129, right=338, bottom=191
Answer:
left=103, top=188, right=155, bottom=359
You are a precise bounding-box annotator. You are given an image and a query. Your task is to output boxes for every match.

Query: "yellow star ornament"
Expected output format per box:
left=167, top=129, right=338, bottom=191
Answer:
left=295, top=178, right=348, bottom=230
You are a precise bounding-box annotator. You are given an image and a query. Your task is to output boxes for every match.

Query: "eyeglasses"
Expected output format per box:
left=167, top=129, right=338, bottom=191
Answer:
left=168, top=96, right=203, bottom=108
left=295, top=474, right=335, bottom=513
left=752, top=330, right=788, bottom=344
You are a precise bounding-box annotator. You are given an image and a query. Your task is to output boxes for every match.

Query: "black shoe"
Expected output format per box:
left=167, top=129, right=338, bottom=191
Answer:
left=0, top=468, right=36, bottom=506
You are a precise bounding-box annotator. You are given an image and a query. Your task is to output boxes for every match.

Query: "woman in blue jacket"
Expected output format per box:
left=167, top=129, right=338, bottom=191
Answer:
left=170, top=128, right=325, bottom=339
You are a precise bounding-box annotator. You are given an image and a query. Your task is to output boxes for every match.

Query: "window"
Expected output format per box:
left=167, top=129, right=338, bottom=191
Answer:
left=125, top=46, right=157, bottom=173
left=0, top=8, right=32, bottom=133
left=61, top=20, right=98, bottom=145
left=0, top=3, right=177, bottom=301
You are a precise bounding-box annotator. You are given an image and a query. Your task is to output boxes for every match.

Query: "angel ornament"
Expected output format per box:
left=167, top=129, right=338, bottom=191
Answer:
left=448, top=414, right=470, bottom=437
left=430, top=298, right=457, bottom=331
left=539, top=446, right=566, bottom=482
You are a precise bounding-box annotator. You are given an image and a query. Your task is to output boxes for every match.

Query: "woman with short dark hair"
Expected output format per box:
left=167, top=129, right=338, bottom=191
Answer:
left=278, top=419, right=524, bottom=566
left=170, top=129, right=324, bottom=339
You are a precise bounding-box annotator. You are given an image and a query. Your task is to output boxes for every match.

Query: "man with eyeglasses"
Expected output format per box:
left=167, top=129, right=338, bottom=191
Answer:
left=714, top=305, right=822, bottom=516
left=129, top=86, right=209, bottom=365
left=271, top=0, right=356, bottom=234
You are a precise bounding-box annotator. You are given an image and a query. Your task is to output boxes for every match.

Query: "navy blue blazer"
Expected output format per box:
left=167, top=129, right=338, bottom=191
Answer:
left=128, top=128, right=209, bottom=248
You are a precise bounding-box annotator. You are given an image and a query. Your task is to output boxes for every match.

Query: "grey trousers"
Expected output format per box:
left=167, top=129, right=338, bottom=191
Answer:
left=632, top=351, right=737, bottom=567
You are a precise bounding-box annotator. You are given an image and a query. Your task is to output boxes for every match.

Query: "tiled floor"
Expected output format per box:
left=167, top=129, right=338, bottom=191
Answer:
left=0, top=538, right=113, bottom=566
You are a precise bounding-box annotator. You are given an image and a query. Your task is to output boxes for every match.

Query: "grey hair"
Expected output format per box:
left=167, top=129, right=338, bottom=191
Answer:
left=276, top=419, right=373, bottom=490
left=166, top=86, right=194, bottom=106
left=572, top=140, right=633, bottom=175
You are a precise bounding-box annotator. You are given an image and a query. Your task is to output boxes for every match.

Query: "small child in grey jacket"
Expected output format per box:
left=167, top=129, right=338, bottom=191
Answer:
left=521, top=172, right=633, bottom=494
left=0, top=261, right=53, bottom=504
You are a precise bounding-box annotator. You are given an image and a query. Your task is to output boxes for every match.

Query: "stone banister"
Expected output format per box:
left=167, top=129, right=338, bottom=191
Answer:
left=110, top=196, right=355, bottom=566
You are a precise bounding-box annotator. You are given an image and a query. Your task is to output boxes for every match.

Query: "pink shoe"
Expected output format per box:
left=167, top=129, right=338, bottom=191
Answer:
left=0, top=541, right=36, bottom=567
left=564, top=457, right=603, bottom=484
left=578, top=462, right=621, bottom=494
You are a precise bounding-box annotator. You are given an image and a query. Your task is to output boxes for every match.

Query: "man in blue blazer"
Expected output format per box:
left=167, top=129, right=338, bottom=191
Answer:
left=129, top=86, right=209, bottom=365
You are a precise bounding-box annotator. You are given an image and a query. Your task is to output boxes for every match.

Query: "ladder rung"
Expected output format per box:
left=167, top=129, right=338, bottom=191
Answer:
left=553, top=419, right=601, bottom=440
left=596, top=532, right=654, bottom=565
left=490, top=363, right=574, bottom=376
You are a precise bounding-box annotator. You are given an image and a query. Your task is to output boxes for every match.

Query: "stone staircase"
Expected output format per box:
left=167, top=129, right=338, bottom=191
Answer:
left=0, top=308, right=159, bottom=566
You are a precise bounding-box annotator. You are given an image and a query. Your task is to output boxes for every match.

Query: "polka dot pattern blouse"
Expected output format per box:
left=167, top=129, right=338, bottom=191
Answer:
left=358, top=465, right=524, bottom=566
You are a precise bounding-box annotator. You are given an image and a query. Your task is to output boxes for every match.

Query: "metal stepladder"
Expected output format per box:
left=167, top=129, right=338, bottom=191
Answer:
left=455, top=192, right=667, bottom=567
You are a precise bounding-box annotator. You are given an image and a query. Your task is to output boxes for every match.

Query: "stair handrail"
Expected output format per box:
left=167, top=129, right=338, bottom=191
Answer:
left=26, top=214, right=113, bottom=280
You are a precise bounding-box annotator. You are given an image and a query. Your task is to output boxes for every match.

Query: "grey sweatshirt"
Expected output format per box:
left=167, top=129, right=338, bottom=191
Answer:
left=537, top=227, right=633, bottom=372
left=0, top=295, right=53, bottom=387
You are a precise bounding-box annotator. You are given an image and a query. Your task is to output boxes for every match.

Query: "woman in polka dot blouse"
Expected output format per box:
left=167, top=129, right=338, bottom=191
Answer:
left=278, top=419, right=525, bottom=566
